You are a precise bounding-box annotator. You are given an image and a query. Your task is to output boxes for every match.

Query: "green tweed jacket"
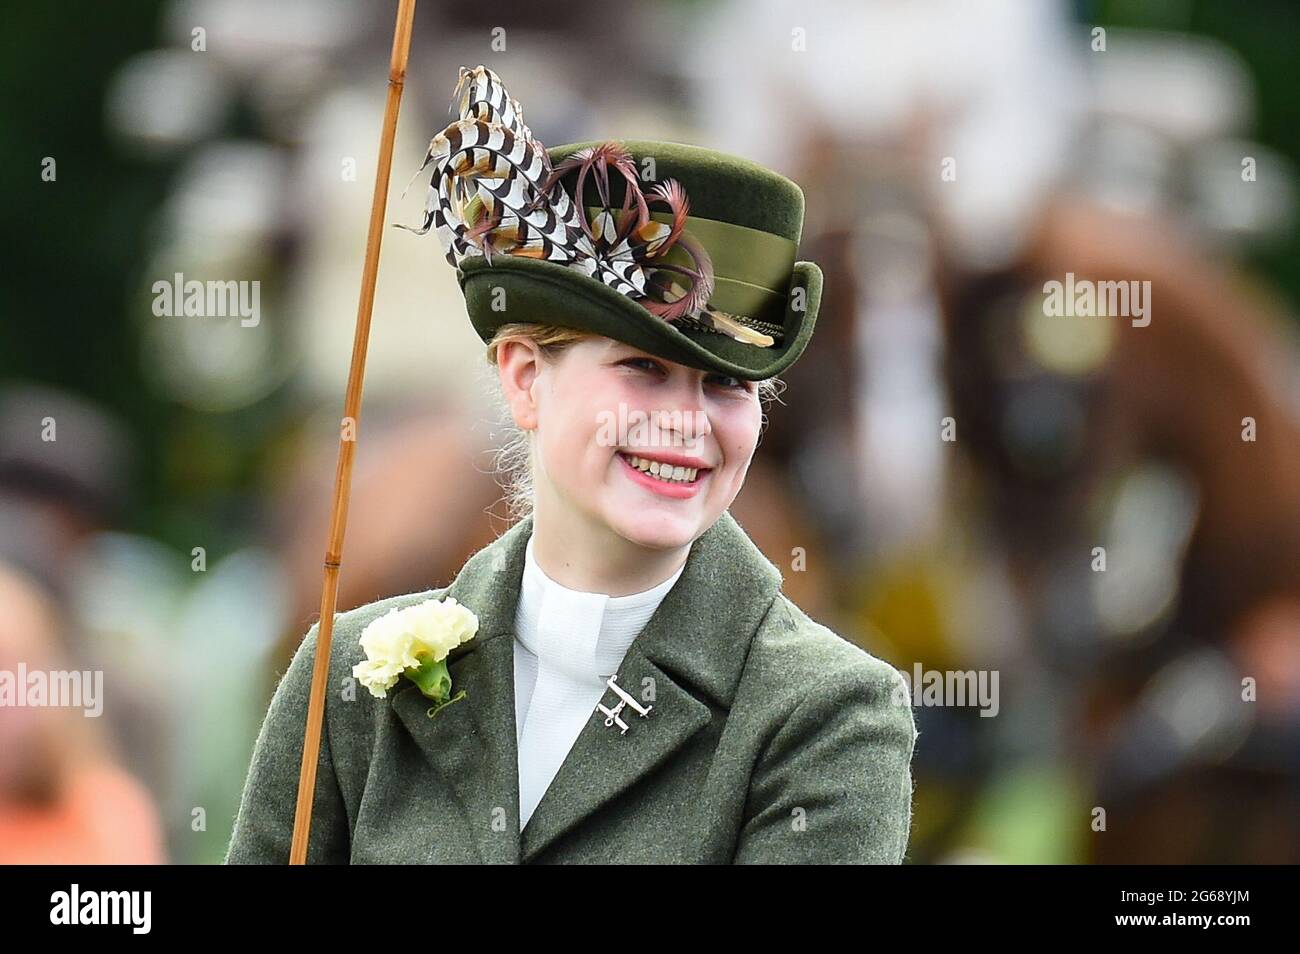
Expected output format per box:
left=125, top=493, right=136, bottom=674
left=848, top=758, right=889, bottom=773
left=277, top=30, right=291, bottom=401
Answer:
left=224, top=511, right=917, bottom=864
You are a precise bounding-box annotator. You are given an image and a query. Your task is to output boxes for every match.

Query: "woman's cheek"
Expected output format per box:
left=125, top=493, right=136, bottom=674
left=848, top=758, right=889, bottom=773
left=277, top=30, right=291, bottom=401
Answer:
left=726, top=403, right=763, bottom=458
left=723, top=408, right=762, bottom=488
left=538, top=422, right=573, bottom=489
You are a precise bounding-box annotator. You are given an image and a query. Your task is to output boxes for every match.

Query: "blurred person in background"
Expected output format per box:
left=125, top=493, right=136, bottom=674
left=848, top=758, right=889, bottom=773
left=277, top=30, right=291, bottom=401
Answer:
left=0, top=382, right=278, bottom=864
left=0, top=384, right=172, bottom=862
left=0, top=561, right=166, bottom=864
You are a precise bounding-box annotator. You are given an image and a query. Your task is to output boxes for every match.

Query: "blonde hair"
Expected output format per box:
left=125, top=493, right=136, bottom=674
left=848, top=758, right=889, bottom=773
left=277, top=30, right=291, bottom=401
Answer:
left=485, top=322, right=784, bottom=520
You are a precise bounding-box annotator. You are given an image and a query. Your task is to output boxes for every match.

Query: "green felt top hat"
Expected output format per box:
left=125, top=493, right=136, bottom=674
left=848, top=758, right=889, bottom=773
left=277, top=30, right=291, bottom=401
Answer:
left=404, top=67, right=821, bottom=381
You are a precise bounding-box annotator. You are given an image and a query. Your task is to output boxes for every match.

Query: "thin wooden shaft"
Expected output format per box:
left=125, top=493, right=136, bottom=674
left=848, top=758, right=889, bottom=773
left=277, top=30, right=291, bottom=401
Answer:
left=289, top=0, right=418, bottom=865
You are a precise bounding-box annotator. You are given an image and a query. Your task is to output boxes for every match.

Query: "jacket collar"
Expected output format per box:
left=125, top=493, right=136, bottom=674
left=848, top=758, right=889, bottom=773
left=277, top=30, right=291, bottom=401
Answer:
left=390, top=509, right=783, bottom=863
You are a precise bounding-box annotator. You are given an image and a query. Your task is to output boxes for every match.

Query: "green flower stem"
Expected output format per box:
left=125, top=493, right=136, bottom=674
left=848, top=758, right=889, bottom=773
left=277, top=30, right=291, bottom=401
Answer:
left=426, top=690, right=467, bottom=719
left=406, top=656, right=452, bottom=703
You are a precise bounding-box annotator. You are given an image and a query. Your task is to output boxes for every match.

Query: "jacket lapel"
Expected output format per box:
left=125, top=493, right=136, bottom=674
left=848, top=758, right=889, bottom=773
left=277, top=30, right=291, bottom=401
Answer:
left=520, top=510, right=783, bottom=862
left=390, top=516, right=534, bottom=863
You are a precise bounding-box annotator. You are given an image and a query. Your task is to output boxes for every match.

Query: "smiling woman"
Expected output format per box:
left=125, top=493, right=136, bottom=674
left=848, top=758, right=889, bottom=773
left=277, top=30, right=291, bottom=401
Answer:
left=225, top=65, right=917, bottom=865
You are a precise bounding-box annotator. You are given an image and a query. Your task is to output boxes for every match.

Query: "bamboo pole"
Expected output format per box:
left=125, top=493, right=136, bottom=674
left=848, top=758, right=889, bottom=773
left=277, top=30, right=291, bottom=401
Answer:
left=289, top=0, right=418, bottom=865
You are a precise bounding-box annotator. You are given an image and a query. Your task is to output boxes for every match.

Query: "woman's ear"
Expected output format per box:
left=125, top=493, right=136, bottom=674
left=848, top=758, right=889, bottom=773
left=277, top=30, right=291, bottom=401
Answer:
left=497, top=338, right=543, bottom=431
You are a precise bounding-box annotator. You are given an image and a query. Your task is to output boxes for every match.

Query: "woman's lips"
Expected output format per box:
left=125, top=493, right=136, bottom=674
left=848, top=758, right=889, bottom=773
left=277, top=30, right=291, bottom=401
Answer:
left=616, top=452, right=710, bottom=499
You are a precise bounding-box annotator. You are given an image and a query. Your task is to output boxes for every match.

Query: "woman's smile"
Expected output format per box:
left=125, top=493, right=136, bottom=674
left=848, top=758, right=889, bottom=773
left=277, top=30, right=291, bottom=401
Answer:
left=616, top=450, right=713, bottom=499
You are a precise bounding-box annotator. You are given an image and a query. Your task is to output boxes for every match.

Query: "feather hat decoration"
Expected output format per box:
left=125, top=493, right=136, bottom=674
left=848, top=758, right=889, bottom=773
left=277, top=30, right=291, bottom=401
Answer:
left=400, top=66, right=824, bottom=379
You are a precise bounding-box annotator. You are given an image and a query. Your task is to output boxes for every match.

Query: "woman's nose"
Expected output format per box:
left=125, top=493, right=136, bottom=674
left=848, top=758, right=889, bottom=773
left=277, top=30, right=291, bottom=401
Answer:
left=652, top=403, right=711, bottom=448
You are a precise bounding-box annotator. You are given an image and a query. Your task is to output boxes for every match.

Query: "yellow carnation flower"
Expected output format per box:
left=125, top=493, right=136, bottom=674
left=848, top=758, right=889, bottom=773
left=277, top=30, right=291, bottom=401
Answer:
left=352, top=597, right=479, bottom=700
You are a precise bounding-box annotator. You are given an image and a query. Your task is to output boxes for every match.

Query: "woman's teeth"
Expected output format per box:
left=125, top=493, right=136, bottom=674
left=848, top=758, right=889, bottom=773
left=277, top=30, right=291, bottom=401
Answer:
left=624, top=454, right=700, bottom=484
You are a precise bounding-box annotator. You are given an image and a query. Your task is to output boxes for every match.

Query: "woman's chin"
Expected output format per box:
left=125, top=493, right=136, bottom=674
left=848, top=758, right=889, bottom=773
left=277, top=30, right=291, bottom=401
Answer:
left=602, top=508, right=706, bottom=551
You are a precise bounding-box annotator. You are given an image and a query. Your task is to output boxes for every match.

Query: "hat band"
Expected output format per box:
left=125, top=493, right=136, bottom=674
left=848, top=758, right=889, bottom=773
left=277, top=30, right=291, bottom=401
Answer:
left=584, top=207, right=797, bottom=325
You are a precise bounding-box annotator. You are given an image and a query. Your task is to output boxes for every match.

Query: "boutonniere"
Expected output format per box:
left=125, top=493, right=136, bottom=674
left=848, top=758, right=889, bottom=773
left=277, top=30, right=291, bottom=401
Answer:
left=352, top=596, right=479, bottom=718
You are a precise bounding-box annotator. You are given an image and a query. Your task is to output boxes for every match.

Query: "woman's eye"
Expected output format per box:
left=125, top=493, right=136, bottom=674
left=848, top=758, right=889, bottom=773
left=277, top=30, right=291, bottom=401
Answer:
left=619, top=358, right=748, bottom=392
left=622, top=357, right=663, bottom=374
left=708, top=373, right=747, bottom=390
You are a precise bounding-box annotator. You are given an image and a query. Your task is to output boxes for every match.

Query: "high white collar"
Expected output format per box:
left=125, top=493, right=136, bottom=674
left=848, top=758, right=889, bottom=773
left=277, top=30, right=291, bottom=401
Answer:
left=514, top=533, right=686, bottom=682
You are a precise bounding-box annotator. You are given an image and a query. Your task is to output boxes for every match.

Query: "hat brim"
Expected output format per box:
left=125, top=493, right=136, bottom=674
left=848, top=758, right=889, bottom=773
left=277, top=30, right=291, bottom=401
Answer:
left=456, top=255, right=821, bottom=381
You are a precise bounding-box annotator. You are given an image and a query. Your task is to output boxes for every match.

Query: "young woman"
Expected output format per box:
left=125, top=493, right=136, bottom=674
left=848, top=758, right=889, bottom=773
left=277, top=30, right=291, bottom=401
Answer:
left=226, top=67, right=916, bottom=864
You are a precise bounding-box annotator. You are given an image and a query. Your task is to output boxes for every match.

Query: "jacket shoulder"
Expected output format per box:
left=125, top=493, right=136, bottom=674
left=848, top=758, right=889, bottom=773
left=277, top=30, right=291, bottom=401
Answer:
left=747, top=592, right=910, bottom=703
left=731, top=593, right=918, bottom=863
